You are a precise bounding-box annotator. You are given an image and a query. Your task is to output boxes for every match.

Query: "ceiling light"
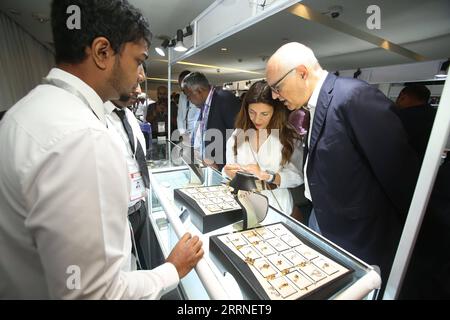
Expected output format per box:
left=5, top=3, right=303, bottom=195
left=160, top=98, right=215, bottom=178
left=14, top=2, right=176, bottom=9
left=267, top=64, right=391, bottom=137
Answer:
left=173, top=26, right=192, bottom=53
left=220, top=48, right=228, bottom=52
left=174, top=29, right=187, bottom=52
left=155, top=39, right=170, bottom=57
left=152, top=59, right=263, bottom=75
left=146, top=77, right=178, bottom=83
left=155, top=47, right=165, bottom=56
left=435, top=59, right=449, bottom=78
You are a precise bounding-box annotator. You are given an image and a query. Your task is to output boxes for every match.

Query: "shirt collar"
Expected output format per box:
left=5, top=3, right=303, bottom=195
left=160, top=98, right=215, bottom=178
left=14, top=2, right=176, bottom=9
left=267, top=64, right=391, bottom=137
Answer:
left=103, top=101, right=117, bottom=115
left=204, top=87, right=215, bottom=108
left=47, top=68, right=107, bottom=126
left=307, top=70, right=328, bottom=110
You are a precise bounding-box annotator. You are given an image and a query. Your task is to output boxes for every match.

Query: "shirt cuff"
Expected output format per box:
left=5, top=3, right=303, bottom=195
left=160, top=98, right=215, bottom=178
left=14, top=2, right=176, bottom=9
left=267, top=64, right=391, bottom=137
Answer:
left=152, top=262, right=180, bottom=293
left=278, top=171, right=303, bottom=189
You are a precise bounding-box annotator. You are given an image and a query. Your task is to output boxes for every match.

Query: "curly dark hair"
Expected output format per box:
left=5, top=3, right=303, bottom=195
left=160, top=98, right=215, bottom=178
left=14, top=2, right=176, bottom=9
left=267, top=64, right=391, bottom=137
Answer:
left=51, top=0, right=152, bottom=64
left=234, top=80, right=300, bottom=166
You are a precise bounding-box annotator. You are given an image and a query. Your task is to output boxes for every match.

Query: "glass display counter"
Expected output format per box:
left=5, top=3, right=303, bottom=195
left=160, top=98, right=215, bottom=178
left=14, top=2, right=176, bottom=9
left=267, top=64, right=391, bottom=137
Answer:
left=147, top=141, right=381, bottom=300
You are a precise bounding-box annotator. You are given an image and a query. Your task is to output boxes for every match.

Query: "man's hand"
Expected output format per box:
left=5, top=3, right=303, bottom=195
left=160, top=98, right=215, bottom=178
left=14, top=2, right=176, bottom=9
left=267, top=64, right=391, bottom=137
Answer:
left=166, top=233, right=204, bottom=279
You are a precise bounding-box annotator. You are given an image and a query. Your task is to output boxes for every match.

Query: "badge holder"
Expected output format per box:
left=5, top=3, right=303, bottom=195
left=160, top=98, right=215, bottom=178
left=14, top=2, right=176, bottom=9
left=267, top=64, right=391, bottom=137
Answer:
left=157, top=121, right=166, bottom=142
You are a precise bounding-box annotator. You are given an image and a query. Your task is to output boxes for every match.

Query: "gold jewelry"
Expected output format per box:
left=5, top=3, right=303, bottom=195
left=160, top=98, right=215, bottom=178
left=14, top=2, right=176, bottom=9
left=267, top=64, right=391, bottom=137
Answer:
left=281, top=269, right=290, bottom=276
left=266, top=274, right=275, bottom=280
left=311, top=269, right=322, bottom=277
left=278, top=282, right=289, bottom=290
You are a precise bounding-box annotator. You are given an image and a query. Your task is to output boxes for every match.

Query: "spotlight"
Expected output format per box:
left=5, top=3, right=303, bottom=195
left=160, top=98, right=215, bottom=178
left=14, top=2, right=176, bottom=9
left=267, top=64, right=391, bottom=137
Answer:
left=174, top=26, right=193, bottom=53
left=155, top=39, right=169, bottom=57
left=435, top=58, right=449, bottom=78
left=174, top=29, right=187, bottom=52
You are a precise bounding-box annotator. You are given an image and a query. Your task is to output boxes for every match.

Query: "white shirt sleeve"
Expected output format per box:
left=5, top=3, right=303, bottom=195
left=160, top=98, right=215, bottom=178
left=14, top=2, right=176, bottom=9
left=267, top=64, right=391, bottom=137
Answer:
left=24, top=129, right=179, bottom=299
left=222, top=132, right=237, bottom=179
left=278, top=139, right=304, bottom=189
left=177, top=95, right=187, bottom=135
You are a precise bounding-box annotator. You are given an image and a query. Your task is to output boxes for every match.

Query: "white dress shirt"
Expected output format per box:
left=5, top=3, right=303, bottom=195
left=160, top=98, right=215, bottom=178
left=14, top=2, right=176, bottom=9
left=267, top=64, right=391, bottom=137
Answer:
left=224, top=130, right=303, bottom=215
left=176, top=92, right=200, bottom=135
left=303, top=70, right=328, bottom=201
left=134, top=98, right=154, bottom=122
left=193, top=88, right=215, bottom=156
left=0, top=68, right=178, bottom=299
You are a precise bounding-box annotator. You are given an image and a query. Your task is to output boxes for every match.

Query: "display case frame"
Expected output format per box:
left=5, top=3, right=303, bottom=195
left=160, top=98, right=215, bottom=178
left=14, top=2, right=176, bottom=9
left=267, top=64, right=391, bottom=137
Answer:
left=147, top=143, right=381, bottom=300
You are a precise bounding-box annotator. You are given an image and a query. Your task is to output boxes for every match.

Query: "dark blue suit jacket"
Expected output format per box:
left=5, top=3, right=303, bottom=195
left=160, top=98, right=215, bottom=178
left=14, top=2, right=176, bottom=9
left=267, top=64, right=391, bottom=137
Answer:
left=306, top=74, right=420, bottom=283
left=204, top=88, right=240, bottom=168
left=394, top=104, right=437, bottom=161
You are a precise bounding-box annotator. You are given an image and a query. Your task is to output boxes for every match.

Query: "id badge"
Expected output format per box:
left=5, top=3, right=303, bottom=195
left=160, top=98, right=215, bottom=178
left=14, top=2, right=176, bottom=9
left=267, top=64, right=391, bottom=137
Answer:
left=158, top=121, right=166, bottom=133
left=130, top=171, right=146, bottom=201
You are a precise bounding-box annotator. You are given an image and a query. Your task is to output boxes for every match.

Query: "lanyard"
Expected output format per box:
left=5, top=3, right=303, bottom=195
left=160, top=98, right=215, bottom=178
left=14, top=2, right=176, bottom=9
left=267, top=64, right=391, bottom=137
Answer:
left=42, top=77, right=106, bottom=127
left=185, top=101, right=190, bottom=130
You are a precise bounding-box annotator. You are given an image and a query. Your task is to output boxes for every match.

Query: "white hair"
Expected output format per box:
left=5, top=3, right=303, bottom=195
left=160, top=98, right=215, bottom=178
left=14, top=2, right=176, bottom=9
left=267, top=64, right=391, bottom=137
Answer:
left=269, top=42, right=321, bottom=72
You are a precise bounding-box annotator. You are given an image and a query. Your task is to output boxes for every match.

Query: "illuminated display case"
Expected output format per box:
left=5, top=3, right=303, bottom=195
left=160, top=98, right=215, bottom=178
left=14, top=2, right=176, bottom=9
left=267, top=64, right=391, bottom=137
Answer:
left=147, top=141, right=381, bottom=300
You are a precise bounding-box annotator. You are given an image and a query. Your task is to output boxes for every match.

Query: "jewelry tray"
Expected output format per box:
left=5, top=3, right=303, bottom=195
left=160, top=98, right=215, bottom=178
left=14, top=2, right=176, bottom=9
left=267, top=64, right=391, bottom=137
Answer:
left=210, top=222, right=354, bottom=300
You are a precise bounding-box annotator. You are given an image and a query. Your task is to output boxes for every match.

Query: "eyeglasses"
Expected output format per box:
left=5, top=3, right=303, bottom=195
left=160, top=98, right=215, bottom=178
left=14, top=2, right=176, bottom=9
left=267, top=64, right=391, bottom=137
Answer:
left=269, top=67, right=296, bottom=94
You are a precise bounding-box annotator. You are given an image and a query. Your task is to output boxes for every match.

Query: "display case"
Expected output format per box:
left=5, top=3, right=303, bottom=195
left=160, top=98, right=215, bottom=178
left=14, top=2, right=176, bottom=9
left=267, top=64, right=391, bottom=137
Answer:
left=147, top=141, right=381, bottom=300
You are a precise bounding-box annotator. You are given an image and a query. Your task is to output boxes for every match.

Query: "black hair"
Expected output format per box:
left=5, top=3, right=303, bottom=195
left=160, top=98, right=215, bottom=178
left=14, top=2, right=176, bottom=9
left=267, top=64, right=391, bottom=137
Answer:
left=400, top=84, right=431, bottom=103
left=181, top=72, right=210, bottom=91
left=51, top=0, right=152, bottom=64
left=178, top=70, right=191, bottom=82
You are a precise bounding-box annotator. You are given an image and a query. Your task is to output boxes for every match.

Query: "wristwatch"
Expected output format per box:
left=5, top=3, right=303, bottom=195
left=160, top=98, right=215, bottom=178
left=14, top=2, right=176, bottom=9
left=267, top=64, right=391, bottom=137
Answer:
left=265, top=170, right=276, bottom=184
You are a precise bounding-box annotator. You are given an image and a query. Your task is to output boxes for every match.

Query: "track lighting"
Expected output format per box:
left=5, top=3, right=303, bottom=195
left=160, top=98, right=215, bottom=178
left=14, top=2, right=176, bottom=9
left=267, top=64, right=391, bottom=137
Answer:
left=155, top=39, right=170, bottom=57
left=174, top=25, right=193, bottom=52
left=155, top=26, right=193, bottom=55
left=174, top=29, right=187, bottom=52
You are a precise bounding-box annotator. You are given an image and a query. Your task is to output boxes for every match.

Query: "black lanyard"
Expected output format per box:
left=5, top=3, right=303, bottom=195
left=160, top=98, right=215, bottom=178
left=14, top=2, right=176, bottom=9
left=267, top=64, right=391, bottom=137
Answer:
left=185, top=100, right=190, bottom=129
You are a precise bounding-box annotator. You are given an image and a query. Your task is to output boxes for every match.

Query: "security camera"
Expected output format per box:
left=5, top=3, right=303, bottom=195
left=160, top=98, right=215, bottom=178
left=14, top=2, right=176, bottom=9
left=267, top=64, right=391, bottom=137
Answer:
left=327, top=6, right=343, bottom=19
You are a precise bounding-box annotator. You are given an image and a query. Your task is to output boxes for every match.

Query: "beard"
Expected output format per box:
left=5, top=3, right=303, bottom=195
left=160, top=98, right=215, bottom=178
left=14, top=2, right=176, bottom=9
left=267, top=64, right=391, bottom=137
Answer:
left=109, top=58, right=131, bottom=100
left=118, top=94, right=131, bottom=102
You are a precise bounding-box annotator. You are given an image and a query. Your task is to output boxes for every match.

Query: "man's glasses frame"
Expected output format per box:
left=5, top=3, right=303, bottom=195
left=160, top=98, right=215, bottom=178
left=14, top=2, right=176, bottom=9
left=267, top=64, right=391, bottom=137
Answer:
left=269, top=67, right=296, bottom=94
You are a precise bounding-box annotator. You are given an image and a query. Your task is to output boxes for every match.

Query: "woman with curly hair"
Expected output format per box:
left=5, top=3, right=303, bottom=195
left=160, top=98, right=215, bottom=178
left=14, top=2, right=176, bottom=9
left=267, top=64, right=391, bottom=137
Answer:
left=223, top=80, right=303, bottom=215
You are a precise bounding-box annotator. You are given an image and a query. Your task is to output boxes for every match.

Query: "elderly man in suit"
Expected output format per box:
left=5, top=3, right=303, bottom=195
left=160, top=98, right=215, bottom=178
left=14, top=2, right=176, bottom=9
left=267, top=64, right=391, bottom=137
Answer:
left=266, top=42, right=420, bottom=289
left=181, top=72, right=240, bottom=170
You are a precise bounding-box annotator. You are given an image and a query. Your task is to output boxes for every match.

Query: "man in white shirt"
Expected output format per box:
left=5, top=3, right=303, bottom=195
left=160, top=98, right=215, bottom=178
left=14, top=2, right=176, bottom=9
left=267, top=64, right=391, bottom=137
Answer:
left=176, top=70, right=200, bottom=140
left=0, top=0, right=203, bottom=299
left=105, top=64, right=152, bottom=270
